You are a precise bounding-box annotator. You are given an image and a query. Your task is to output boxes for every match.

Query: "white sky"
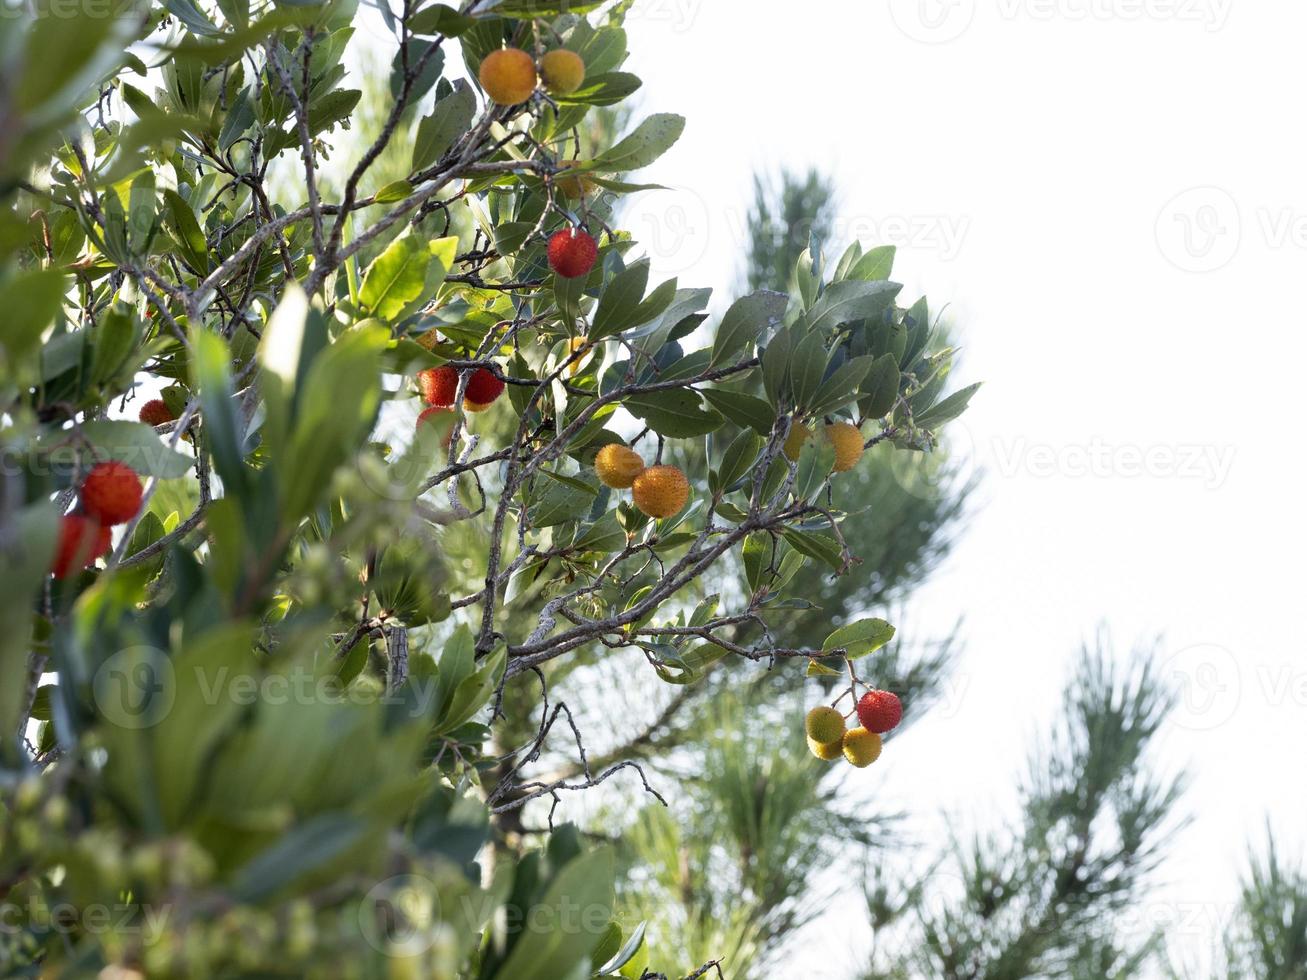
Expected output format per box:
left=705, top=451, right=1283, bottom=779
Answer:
left=612, top=0, right=1307, bottom=974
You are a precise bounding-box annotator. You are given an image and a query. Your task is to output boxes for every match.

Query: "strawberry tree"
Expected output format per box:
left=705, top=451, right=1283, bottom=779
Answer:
left=0, top=0, right=977, bottom=974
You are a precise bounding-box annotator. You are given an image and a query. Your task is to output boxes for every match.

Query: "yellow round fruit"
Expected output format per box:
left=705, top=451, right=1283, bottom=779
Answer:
left=807, top=736, right=844, bottom=762
left=805, top=705, right=846, bottom=745
left=842, top=727, right=883, bottom=768
left=540, top=49, right=586, bottom=95
left=478, top=48, right=537, bottom=105
left=825, top=422, right=865, bottom=473
left=595, top=444, right=645, bottom=489
left=783, top=422, right=811, bottom=462
left=463, top=398, right=494, bottom=414
left=631, top=465, right=690, bottom=519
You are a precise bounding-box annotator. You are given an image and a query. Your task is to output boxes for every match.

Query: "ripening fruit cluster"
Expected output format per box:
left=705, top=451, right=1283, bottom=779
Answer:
left=414, top=364, right=506, bottom=440
left=51, top=461, right=144, bottom=578
left=594, top=444, right=691, bottom=520
left=478, top=46, right=587, bottom=106
left=805, top=689, right=903, bottom=769
left=784, top=419, right=866, bottom=473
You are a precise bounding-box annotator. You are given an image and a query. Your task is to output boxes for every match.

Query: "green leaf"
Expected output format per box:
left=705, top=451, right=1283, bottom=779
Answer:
left=625, top=388, right=723, bottom=438
left=823, top=617, right=896, bottom=660
left=860, top=353, right=900, bottom=419
left=438, top=649, right=505, bottom=734
left=539, top=468, right=600, bottom=497
left=848, top=245, right=896, bottom=281
left=591, top=113, right=686, bottom=173
left=0, top=502, right=57, bottom=762
left=808, top=354, right=875, bottom=418
left=16, top=9, right=133, bottom=124
left=76, top=421, right=193, bottom=479
left=793, top=435, right=836, bottom=501
left=788, top=331, right=827, bottom=411
left=712, top=290, right=787, bottom=366
left=408, top=3, right=477, bottom=36
left=573, top=510, right=626, bottom=553
left=373, top=179, right=413, bottom=203
left=492, top=0, right=605, bottom=14
left=411, top=79, right=475, bottom=171
left=359, top=233, right=432, bottom=321
left=0, top=268, right=66, bottom=361
left=164, top=0, right=220, bottom=36
left=804, top=279, right=901, bottom=334
left=780, top=527, right=842, bottom=570
left=710, top=430, right=762, bottom=496
left=163, top=190, right=210, bottom=273
left=528, top=477, right=594, bottom=528
left=192, top=331, right=248, bottom=492
left=742, top=532, right=772, bottom=593
left=230, top=814, right=366, bottom=903
left=628, top=287, right=710, bottom=359
left=556, top=71, right=642, bottom=107
left=592, top=259, right=651, bottom=339
left=597, top=922, right=647, bottom=975
left=88, top=308, right=143, bottom=386
left=761, top=327, right=792, bottom=407
left=491, top=846, right=615, bottom=980
left=915, top=382, right=981, bottom=429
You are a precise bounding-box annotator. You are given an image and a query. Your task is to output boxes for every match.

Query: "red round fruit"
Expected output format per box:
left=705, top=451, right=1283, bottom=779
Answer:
left=51, top=515, right=112, bottom=579
left=856, top=690, right=903, bottom=735
left=138, top=399, right=175, bottom=427
left=463, top=367, right=505, bottom=408
left=418, top=365, right=459, bottom=407
left=547, top=228, right=598, bottom=279
left=79, top=462, right=143, bottom=526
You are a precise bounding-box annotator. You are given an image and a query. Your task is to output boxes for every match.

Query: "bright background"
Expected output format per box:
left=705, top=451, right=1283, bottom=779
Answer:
left=608, top=0, right=1307, bottom=974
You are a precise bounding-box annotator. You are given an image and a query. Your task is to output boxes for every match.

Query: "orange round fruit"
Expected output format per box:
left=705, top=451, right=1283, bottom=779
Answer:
left=783, top=422, right=811, bottom=462
left=594, top=444, right=645, bottom=489
left=540, top=49, right=585, bottom=95
left=631, top=465, right=690, bottom=519
left=479, top=48, right=537, bottom=105
left=825, top=422, right=865, bottom=473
